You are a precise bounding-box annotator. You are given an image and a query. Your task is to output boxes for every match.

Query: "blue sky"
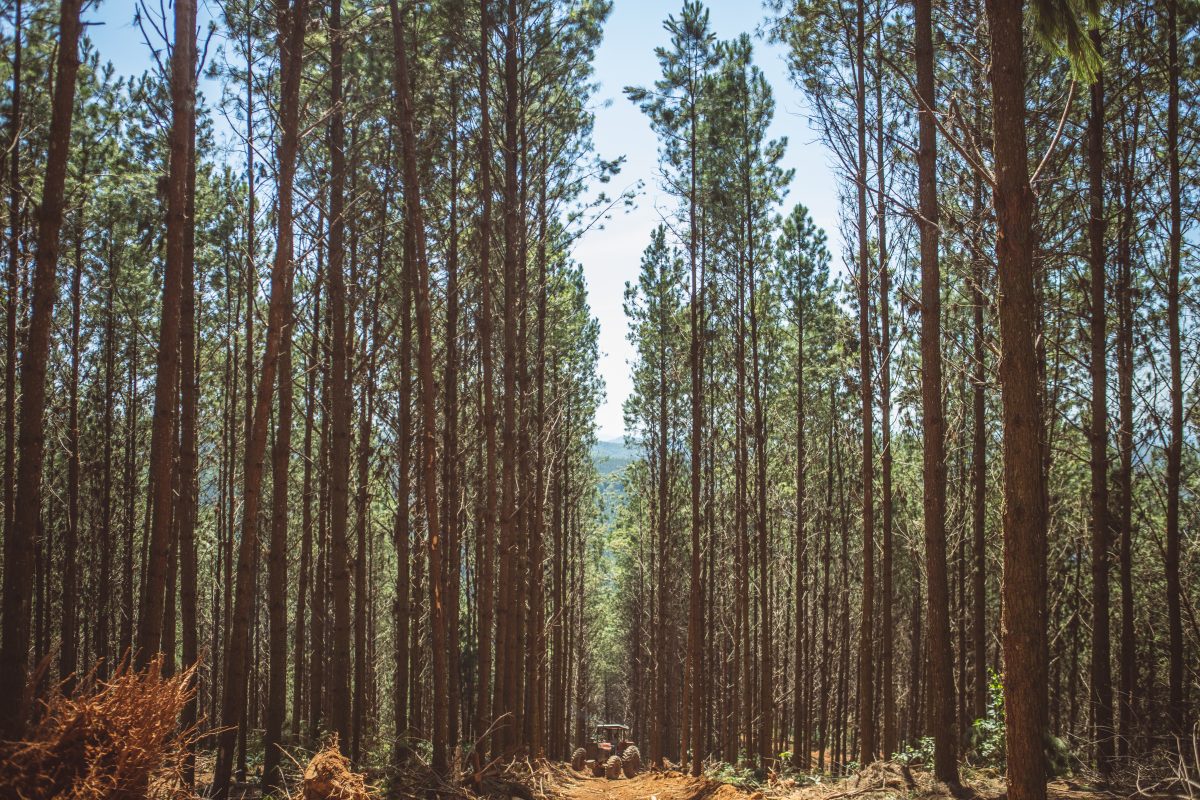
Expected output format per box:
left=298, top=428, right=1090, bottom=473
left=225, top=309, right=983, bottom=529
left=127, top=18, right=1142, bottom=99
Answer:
left=85, top=0, right=841, bottom=443
left=577, top=0, right=840, bottom=441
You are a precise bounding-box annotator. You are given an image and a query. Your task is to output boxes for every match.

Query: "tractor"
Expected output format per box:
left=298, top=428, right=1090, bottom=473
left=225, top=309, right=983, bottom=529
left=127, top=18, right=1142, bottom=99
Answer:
left=570, top=723, right=641, bottom=779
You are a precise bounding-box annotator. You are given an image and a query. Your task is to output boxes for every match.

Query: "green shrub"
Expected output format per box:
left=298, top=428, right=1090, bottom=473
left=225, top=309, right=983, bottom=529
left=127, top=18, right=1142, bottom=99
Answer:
left=965, top=670, right=1074, bottom=778
left=706, top=760, right=764, bottom=789
left=893, top=736, right=935, bottom=766
left=967, top=670, right=1006, bottom=768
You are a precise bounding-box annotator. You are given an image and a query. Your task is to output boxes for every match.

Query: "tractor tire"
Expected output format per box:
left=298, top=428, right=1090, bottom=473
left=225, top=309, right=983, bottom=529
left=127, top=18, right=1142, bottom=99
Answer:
left=621, top=745, right=641, bottom=778
left=605, top=755, right=623, bottom=780
left=591, top=759, right=606, bottom=778
left=571, top=748, right=586, bottom=772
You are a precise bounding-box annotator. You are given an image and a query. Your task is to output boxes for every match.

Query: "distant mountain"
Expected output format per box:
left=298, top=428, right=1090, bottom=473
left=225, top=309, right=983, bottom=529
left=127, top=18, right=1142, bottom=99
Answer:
left=592, top=437, right=635, bottom=476
left=593, top=437, right=635, bottom=522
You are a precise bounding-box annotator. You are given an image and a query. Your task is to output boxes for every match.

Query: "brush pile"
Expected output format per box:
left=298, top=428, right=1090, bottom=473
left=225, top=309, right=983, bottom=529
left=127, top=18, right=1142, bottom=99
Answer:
left=303, top=737, right=373, bottom=800
left=0, top=658, right=196, bottom=800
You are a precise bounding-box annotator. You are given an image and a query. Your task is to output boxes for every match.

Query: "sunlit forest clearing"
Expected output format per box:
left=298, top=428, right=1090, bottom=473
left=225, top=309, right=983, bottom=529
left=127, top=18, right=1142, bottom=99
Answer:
left=0, top=0, right=1197, bottom=798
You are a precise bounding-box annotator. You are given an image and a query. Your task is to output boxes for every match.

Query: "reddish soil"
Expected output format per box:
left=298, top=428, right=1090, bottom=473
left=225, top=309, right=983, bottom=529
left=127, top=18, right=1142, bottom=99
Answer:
left=555, top=770, right=755, bottom=800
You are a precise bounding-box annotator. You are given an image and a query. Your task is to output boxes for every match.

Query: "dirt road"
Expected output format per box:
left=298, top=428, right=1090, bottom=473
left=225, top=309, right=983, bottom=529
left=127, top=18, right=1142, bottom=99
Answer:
left=555, top=771, right=752, bottom=800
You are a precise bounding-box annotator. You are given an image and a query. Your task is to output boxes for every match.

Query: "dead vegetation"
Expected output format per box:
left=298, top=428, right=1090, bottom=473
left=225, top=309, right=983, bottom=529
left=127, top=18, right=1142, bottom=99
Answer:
left=300, top=737, right=373, bottom=800
left=0, top=657, right=196, bottom=800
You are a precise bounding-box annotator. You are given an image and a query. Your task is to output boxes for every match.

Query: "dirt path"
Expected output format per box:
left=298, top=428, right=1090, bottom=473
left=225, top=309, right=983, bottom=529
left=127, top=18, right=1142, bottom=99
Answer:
left=554, top=771, right=753, bottom=800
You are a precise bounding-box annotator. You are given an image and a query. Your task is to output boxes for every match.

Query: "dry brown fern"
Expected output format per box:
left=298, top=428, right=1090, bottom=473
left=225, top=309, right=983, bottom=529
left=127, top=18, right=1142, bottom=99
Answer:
left=0, top=656, right=197, bottom=800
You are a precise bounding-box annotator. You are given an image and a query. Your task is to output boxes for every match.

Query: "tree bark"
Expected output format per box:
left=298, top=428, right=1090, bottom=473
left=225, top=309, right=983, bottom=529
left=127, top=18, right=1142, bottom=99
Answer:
left=687, top=49, right=705, bottom=775
left=475, top=0, right=499, bottom=752
left=876, top=35, right=894, bottom=758
left=178, top=57, right=201, bottom=782
left=0, top=0, right=84, bottom=737
left=791, top=250, right=807, bottom=772
left=392, top=213, right=413, bottom=759
left=854, top=0, right=875, bottom=765
left=3, top=0, right=21, bottom=584
left=294, top=239, right=323, bottom=741
left=1115, top=65, right=1140, bottom=757
left=327, top=0, right=354, bottom=755
left=1086, top=29, right=1114, bottom=777
left=137, top=0, right=196, bottom=668
left=984, top=2, right=1048, bottom=798
left=494, top=0, right=522, bottom=758
left=263, top=257, right=295, bottom=794
left=914, top=0, right=959, bottom=782
left=1164, top=0, right=1184, bottom=741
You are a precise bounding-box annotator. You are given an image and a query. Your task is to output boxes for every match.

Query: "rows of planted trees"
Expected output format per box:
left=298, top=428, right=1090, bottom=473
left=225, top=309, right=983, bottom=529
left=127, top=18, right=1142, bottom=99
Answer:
left=613, top=0, right=1197, bottom=796
left=0, top=0, right=621, bottom=794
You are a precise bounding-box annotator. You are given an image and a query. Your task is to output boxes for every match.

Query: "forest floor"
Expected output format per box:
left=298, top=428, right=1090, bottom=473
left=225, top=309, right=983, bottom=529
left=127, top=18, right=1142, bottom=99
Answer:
left=554, top=769, right=754, bottom=800
left=184, top=750, right=1169, bottom=800
left=548, top=763, right=1149, bottom=800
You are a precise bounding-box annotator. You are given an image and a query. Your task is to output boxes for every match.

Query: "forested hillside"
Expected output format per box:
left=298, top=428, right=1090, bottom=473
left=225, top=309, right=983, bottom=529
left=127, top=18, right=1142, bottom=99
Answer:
left=0, top=0, right=1197, bottom=798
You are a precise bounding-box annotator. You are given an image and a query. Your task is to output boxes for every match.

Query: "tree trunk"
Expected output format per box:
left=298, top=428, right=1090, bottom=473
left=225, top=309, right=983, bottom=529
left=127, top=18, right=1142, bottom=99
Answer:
left=62, top=164, right=86, bottom=689
left=854, top=0, right=875, bottom=765
left=1086, top=29, right=1114, bottom=777
left=687, top=56, right=705, bottom=775
left=444, top=84, right=463, bottom=756
left=212, top=0, right=307, bottom=791
left=97, top=218, right=117, bottom=681
left=1115, top=66, right=1140, bottom=757
left=791, top=257, right=807, bottom=772
left=0, top=0, right=84, bottom=737
left=971, top=165, right=988, bottom=723
left=914, top=0, right=958, bottom=782
left=392, top=211, right=413, bottom=759
left=475, top=0, right=498, bottom=752
left=178, top=61, right=201, bottom=782
left=390, top=0, right=448, bottom=774
left=746, top=103, right=771, bottom=768
left=876, top=35, right=894, bottom=758
left=984, top=2, right=1048, bottom=797
left=327, top=0, right=354, bottom=755
left=263, top=258, right=295, bottom=794
left=137, top=0, right=196, bottom=668
left=1164, top=0, right=1184, bottom=741
left=294, top=239, right=323, bottom=740
left=3, top=0, right=21, bottom=588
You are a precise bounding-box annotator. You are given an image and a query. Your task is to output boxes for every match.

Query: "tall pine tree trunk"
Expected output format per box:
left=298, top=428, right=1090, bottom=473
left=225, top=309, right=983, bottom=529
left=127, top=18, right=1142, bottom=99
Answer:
left=178, top=60, right=201, bottom=782
left=475, top=0, right=498, bottom=751
left=137, top=0, right=195, bottom=669
left=3, top=0, right=20, bottom=584
left=687, top=60, right=704, bottom=775
left=1164, top=0, right=1184, bottom=740
left=263, top=261, right=295, bottom=793
left=984, top=2, right=1048, bottom=798
left=212, top=1, right=307, bottom=791
left=1086, top=30, right=1114, bottom=777
left=915, top=0, right=958, bottom=783
left=0, top=0, right=84, bottom=737
left=327, top=0, right=353, bottom=754
left=390, top=0, right=448, bottom=773
left=791, top=262, right=807, bottom=772
left=854, top=0, right=875, bottom=764
left=494, top=0, right=521, bottom=756
left=1115, top=73, right=1140, bottom=757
